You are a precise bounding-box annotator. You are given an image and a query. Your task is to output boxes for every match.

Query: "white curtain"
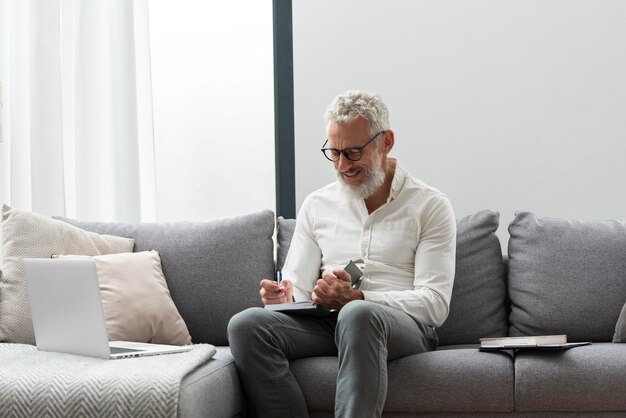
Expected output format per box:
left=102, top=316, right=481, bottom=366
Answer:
left=0, top=0, right=156, bottom=222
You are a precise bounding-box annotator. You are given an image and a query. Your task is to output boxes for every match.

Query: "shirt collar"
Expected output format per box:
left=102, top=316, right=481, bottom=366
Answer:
left=388, top=158, right=406, bottom=203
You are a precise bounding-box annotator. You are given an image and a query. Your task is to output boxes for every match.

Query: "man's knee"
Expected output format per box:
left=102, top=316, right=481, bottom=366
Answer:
left=338, top=300, right=381, bottom=322
left=336, top=300, right=386, bottom=337
left=227, top=307, right=271, bottom=344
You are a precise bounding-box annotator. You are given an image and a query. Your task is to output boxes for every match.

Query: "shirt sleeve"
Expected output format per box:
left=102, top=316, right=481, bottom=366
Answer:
left=281, top=198, right=322, bottom=302
left=361, top=196, right=456, bottom=327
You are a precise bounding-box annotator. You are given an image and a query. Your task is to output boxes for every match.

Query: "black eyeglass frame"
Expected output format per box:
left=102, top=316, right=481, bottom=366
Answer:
left=320, top=130, right=386, bottom=162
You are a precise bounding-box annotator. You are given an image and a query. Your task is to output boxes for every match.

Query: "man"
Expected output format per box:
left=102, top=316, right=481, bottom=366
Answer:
left=228, top=90, right=456, bottom=418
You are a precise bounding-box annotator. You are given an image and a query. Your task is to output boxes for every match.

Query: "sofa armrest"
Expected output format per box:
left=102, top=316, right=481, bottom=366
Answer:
left=178, top=347, right=247, bottom=418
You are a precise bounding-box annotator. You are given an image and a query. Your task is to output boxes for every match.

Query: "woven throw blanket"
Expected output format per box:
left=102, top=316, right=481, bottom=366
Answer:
left=0, top=343, right=216, bottom=418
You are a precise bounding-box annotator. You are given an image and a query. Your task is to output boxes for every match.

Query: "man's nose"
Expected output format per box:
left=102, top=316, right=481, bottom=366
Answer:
left=336, top=152, right=353, bottom=171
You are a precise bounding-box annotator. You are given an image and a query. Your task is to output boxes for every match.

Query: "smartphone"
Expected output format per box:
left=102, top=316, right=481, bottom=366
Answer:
left=344, top=260, right=363, bottom=288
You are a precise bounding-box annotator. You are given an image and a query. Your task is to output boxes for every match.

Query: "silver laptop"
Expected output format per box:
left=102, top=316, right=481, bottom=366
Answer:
left=24, top=258, right=193, bottom=359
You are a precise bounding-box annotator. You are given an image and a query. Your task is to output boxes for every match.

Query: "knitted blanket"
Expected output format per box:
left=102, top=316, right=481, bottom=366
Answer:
left=0, top=343, right=216, bottom=418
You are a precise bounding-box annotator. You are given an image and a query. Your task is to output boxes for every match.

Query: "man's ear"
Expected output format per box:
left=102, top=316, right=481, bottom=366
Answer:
left=382, top=130, right=395, bottom=154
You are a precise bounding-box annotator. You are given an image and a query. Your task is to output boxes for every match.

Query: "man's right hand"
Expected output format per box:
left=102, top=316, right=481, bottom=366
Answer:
left=260, top=278, right=293, bottom=305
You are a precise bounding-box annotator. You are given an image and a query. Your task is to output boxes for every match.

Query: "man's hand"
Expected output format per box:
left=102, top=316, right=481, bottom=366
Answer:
left=312, top=269, right=363, bottom=310
left=260, top=278, right=293, bottom=305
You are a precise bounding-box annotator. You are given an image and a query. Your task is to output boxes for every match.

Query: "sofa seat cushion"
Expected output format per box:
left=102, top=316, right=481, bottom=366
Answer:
left=178, top=346, right=246, bottom=418
left=290, top=346, right=514, bottom=413
left=514, top=343, right=626, bottom=412
left=57, top=210, right=276, bottom=345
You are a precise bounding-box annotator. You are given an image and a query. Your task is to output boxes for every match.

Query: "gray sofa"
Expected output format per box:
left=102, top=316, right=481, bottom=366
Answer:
left=57, top=209, right=626, bottom=417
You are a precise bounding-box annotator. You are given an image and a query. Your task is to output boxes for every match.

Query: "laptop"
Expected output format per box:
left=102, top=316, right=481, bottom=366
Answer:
left=23, top=258, right=193, bottom=359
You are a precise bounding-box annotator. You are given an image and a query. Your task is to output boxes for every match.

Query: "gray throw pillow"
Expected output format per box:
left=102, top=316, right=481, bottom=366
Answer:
left=57, top=210, right=275, bottom=345
left=614, top=302, right=626, bottom=343
left=436, top=210, right=507, bottom=345
left=508, top=212, right=626, bottom=342
left=277, top=211, right=507, bottom=346
left=276, top=216, right=296, bottom=272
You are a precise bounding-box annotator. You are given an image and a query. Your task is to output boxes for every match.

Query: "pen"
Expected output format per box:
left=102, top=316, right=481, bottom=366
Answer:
left=276, top=271, right=282, bottom=287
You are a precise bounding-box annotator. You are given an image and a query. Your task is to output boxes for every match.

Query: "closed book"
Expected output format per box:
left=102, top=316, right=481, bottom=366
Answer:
left=479, top=335, right=591, bottom=350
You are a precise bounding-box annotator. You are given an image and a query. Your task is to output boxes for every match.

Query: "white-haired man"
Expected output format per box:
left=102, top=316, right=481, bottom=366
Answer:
left=228, top=90, right=456, bottom=418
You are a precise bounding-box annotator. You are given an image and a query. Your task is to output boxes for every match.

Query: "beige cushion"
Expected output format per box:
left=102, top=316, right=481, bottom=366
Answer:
left=0, top=205, right=135, bottom=344
left=59, top=251, right=192, bottom=345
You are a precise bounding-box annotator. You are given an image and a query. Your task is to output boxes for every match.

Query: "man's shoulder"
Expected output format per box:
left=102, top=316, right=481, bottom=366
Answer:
left=393, top=164, right=454, bottom=222
left=401, top=169, right=451, bottom=203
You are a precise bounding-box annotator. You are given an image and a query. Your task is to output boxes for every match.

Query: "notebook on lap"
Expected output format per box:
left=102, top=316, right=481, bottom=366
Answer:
left=23, top=258, right=193, bottom=359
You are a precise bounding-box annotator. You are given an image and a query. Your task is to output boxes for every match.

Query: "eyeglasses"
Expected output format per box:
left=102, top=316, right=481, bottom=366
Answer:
left=320, top=131, right=385, bottom=162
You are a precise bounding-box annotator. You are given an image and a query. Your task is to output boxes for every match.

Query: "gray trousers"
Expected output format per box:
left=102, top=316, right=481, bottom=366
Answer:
left=227, top=300, right=438, bottom=418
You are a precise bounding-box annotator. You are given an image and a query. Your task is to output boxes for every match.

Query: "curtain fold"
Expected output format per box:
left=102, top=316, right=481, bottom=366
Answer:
left=0, top=0, right=156, bottom=222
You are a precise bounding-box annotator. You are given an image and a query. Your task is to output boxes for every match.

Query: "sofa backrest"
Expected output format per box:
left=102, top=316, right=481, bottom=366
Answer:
left=58, top=209, right=625, bottom=346
left=277, top=211, right=509, bottom=346
left=507, top=211, right=626, bottom=342
left=57, top=210, right=275, bottom=346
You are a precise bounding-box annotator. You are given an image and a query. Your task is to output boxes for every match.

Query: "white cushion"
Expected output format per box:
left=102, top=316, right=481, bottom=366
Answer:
left=0, top=205, right=134, bottom=344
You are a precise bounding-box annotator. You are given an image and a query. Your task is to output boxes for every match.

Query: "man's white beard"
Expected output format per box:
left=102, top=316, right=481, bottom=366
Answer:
left=335, top=153, right=386, bottom=199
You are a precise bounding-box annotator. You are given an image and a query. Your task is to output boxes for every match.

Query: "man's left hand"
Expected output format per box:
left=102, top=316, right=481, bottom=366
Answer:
left=312, top=269, right=364, bottom=309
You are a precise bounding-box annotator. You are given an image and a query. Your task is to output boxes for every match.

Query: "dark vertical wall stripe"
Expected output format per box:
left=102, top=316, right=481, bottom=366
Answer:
left=273, top=0, right=296, bottom=219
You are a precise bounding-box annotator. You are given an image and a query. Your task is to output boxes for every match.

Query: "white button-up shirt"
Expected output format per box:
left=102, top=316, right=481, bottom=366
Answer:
left=282, top=159, right=456, bottom=327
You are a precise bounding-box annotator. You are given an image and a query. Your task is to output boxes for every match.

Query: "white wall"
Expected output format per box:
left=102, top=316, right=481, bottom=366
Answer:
left=149, top=1, right=275, bottom=221
left=293, top=0, right=626, bottom=248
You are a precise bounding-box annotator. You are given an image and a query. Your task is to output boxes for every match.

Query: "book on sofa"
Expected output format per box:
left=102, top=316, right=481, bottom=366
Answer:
left=479, top=335, right=591, bottom=350
left=264, top=301, right=332, bottom=317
